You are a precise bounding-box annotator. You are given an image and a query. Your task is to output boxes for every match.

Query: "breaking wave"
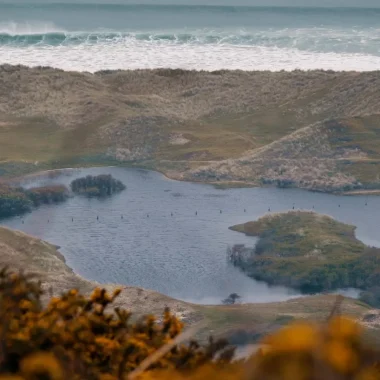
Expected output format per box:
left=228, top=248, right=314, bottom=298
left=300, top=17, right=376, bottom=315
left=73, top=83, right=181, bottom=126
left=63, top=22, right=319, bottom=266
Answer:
left=1, top=22, right=380, bottom=57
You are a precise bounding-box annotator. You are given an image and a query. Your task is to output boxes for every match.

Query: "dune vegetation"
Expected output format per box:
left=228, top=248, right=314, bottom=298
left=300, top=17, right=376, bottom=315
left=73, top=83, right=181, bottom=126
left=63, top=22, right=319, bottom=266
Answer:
left=0, top=66, right=380, bottom=193
left=0, top=184, right=69, bottom=219
left=229, top=211, right=380, bottom=296
left=71, top=174, right=126, bottom=197
left=1, top=267, right=380, bottom=380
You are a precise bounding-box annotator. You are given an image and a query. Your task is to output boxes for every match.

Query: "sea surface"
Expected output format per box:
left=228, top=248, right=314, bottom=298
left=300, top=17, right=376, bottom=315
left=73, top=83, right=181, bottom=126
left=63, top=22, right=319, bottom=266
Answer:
left=0, top=3, right=380, bottom=71
left=1, top=167, right=375, bottom=304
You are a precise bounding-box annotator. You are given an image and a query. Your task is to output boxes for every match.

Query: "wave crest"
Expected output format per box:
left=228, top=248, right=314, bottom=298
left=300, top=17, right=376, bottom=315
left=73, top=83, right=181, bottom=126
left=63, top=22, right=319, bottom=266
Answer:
left=1, top=26, right=379, bottom=57
left=0, top=21, right=65, bottom=36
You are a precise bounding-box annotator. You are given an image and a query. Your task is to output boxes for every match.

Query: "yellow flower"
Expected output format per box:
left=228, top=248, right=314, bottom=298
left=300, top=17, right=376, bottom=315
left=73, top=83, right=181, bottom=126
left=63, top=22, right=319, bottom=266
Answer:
left=328, top=316, right=361, bottom=340
left=324, top=340, right=358, bottom=374
left=90, top=287, right=103, bottom=302
left=12, top=331, right=30, bottom=342
left=281, top=360, right=309, bottom=380
left=95, top=337, right=120, bottom=351
left=21, top=352, right=63, bottom=380
left=56, top=301, right=70, bottom=311
left=128, top=337, right=149, bottom=350
left=36, top=319, right=52, bottom=330
left=47, top=297, right=61, bottom=309
left=263, top=322, right=318, bottom=352
left=19, top=300, right=33, bottom=311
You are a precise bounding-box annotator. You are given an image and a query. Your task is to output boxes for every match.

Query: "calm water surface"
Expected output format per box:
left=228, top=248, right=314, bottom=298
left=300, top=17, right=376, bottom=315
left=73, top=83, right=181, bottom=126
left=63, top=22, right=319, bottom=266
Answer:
left=1, top=167, right=376, bottom=304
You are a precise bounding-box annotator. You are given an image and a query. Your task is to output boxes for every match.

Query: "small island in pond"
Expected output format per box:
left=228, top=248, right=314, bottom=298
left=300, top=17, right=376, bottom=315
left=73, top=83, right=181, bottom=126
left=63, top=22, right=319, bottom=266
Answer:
left=0, top=184, right=69, bottom=219
left=229, top=211, right=380, bottom=305
left=70, top=174, right=126, bottom=197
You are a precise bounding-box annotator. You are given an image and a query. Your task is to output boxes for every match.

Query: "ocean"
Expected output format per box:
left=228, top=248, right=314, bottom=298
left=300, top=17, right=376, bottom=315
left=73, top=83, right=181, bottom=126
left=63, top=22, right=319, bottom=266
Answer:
left=0, top=3, right=380, bottom=72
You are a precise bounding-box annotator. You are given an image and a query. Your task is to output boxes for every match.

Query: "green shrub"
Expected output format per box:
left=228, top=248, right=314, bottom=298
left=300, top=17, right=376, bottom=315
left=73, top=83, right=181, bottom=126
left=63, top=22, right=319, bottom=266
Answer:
left=71, top=175, right=126, bottom=197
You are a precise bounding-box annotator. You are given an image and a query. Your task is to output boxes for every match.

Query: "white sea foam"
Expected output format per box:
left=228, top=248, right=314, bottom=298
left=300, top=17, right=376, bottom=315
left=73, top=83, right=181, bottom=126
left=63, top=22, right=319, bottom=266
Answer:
left=1, top=41, right=379, bottom=72
left=0, top=21, right=65, bottom=36
left=0, top=20, right=379, bottom=72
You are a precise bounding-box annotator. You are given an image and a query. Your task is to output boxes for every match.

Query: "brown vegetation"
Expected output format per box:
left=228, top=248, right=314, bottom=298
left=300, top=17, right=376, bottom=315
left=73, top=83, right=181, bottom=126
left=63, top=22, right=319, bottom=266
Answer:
left=0, top=66, right=380, bottom=192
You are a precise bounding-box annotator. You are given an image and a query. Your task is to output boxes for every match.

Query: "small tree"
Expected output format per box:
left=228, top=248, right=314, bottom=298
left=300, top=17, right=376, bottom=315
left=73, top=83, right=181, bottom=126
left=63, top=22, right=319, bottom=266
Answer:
left=222, top=293, right=241, bottom=305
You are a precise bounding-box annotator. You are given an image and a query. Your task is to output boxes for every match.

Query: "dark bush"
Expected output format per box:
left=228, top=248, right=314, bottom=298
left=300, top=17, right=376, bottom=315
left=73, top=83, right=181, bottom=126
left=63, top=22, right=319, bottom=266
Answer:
left=0, top=185, right=32, bottom=218
left=27, top=185, right=69, bottom=206
left=0, top=184, right=69, bottom=219
left=71, top=174, right=126, bottom=197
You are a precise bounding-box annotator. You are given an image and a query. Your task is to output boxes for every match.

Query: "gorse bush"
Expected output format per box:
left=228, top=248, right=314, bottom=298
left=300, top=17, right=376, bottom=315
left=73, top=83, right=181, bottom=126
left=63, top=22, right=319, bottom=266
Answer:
left=0, top=269, right=232, bottom=380
left=1, top=268, right=380, bottom=380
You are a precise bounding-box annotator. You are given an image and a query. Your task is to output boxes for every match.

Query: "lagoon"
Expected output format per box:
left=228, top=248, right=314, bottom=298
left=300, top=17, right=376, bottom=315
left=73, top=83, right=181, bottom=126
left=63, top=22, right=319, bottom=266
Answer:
left=1, top=167, right=376, bottom=304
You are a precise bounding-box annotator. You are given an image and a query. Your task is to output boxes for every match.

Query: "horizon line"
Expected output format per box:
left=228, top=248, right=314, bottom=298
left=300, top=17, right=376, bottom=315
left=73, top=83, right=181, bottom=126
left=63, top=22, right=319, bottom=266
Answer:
left=2, top=2, right=380, bottom=8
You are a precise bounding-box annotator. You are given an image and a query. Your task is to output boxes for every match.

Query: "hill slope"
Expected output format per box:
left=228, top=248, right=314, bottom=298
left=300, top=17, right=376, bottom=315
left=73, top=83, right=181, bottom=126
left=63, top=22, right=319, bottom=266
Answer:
left=1, top=66, right=380, bottom=192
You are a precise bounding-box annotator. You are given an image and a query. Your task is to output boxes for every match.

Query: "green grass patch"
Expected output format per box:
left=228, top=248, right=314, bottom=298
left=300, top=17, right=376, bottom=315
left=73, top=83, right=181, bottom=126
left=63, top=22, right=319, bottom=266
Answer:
left=229, top=211, right=380, bottom=293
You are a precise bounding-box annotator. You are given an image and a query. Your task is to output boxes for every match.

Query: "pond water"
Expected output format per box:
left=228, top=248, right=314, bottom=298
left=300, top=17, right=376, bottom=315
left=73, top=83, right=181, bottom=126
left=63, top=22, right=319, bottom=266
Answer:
left=1, top=167, right=376, bottom=304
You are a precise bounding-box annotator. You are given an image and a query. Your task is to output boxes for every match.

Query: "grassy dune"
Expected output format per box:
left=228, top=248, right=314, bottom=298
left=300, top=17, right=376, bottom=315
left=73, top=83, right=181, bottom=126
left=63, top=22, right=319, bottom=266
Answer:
left=0, top=66, right=380, bottom=192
